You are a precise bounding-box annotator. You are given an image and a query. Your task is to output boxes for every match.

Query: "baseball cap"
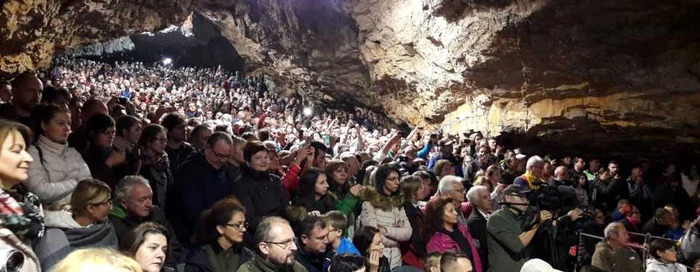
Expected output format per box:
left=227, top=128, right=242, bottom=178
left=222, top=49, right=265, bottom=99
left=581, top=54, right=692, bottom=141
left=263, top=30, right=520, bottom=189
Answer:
left=503, top=184, right=531, bottom=196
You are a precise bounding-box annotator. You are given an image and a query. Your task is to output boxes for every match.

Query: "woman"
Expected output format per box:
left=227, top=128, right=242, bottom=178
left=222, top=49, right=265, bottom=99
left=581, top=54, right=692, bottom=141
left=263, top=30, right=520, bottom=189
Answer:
left=0, top=120, right=42, bottom=272
left=326, top=160, right=362, bottom=216
left=645, top=239, right=686, bottom=272
left=26, top=104, right=92, bottom=205
left=34, top=179, right=119, bottom=270
left=82, top=113, right=136, bottom=188
left=353, top=226, right=390, bottom=272
left=232, top=141, right=286, bottom=247
left=114, top=115, right=142, bottom=153
left=52, top=248, right=141, bottom=272
left=433, top=159, right=455, bottom=181
left=359, top=163, right=412, bottom=270
left=138, top=124, right=173, bottom=209
left=185, top=198, right=253, bottom=272
left=398, top=176, right=426, bottom=269
left=121, top=222, right=169, bottom=272
left=574, top=174, right=590, bottom=207
left=287, top=168, right=337, bottom=221
left=423, top=197, right=482, bottom=272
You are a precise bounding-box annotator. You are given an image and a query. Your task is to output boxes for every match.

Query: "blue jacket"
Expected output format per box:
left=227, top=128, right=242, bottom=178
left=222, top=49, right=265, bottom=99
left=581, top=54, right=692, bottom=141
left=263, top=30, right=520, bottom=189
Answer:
left=324, top=237, right=361, bottom=271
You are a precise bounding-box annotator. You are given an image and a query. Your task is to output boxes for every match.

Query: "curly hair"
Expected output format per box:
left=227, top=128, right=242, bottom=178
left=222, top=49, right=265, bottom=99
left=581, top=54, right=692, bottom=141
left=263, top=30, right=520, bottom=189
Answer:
left=421, top=197, right=454, bottom=242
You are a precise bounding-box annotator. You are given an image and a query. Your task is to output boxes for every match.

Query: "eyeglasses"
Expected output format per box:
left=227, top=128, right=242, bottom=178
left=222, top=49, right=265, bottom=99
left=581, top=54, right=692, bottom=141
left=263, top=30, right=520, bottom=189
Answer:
left=264, top=239, right=295, bottom=250
left=91, top=200, right=113, bottom=207
left=209, top=148, right=231, bottom=161
left=226, top=222, right=248, bottom=230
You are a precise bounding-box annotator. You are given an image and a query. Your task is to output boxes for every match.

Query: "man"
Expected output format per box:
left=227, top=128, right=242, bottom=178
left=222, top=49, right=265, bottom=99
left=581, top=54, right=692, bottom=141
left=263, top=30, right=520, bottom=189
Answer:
left=591, top=222, right=642, bottom=272
left=465, top=146, right=491, bottom=183
left=435, top=175, right=468, bottom=216
left=642, top=208, right=673, bottom=237
left=622, top=166, right=652, bottom=220
left=653, top=175, right=695, bottom=221
left=440, top=252, right=473, bottom=272
left=585, top=159, right=601, bottom=181
left=169, top=132, right=233, bottom=246
left=340, top=152, right=360, bottom=181
left=238, top=217, right=307, bottom=272
left=310, top=141, right=328, bottom=170
left=227, top=135, right=246, bottom=182
left=295, top=216, right=330, bottom=272
left=569, top=157, right=586, bottom=178
left=549, top=166, right=572, bottom=187
left=487, top=185, right=552, bottom=272
left=0, top=80, right=11, bottom=103
left=0, top=72, right=43, bottom=128
left=161, top=113, right=195, bottom=174
left=189, top=124, right=213, bottom=151
left=109, top=176, right=181, bottom=262
left=428, top=138, right=463, bottom=177
left=67, top=98, right=108, bottom=152
left=466, top=185, right=492, bottom=270
left=514, top=156, right=546, bottom=190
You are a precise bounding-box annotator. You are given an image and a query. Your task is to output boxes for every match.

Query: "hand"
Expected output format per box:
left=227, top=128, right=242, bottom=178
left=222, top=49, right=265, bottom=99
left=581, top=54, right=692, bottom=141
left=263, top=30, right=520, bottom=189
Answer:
left=396, top=220, right=405, bottom=228
left=683, top=220, right=692, bottom=230
left=568, top=208, right=584, bottom=221
left=539, top=210, right=553, bottom=224
left=495, top=183, right=506, bottom=193
left=377, top=225, right=387, bottom=235
left=308, top=210, right=321, bottom=217
left=349, top=184, right=362, bottom=197
left=105, top=150, right=126, bottom=167
left=368, top=250, right=381, bottom=272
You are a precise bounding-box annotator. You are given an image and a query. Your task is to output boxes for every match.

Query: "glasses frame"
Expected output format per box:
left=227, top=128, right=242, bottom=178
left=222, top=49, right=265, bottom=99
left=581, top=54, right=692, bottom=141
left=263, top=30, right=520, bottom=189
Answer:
left=264, top=239, right=295, bottom=250
left=225, top=222, right=249, bottom=230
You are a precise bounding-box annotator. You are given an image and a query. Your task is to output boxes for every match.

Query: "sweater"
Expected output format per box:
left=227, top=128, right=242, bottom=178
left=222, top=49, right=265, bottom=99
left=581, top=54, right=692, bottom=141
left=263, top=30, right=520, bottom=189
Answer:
left=26, top=135, right=92, bottom=205
left=34, top=210, right=118, bottom=270
left=591, top=241, right=642, bottom=272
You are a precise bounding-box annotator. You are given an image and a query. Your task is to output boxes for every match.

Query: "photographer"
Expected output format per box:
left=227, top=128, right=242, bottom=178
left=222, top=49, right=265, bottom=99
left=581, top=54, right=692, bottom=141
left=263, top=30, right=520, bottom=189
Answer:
left=486, top=185, right=552, bottom=272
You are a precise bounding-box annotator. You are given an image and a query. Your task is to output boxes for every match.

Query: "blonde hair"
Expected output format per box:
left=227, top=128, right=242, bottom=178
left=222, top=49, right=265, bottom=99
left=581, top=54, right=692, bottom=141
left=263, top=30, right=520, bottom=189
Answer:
left=70, top=179, right=112, bottom=216
left=51, top=248, right=141, bottom=272
left=0, top=120, right=31, bottom=154
left=473, top=176, right=493, bottom=191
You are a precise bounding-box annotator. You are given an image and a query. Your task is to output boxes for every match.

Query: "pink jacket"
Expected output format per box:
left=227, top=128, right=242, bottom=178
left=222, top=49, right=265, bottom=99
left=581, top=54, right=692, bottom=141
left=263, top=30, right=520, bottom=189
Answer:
left=426, top=224, right=483, bottom=272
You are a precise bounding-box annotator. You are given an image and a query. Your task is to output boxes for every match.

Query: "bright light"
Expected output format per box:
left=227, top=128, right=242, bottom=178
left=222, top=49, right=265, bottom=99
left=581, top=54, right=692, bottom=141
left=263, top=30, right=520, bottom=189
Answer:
left=303, top=107, right=313, bottom=117
left=162, top=58, right=172, bottom=65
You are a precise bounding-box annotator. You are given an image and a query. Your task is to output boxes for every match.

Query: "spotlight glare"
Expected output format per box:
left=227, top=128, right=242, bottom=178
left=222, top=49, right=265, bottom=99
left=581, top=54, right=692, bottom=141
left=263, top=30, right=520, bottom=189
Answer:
left=303, top=107, right=313, bottom=117
left=162, top=58, right=172, bottom=65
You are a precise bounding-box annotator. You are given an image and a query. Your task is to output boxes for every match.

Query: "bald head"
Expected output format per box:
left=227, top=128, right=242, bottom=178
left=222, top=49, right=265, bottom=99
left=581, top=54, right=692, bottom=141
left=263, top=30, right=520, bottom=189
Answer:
left=11, top=72, right=43, bottom=113
left=81, top=99, right=108, bottom=122
left=554, top=166, right=568, bottom=180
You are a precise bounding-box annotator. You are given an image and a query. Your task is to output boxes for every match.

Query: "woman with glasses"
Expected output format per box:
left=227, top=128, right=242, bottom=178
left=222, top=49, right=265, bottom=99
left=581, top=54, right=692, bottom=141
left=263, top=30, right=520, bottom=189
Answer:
left=34, top=179, right=118, bottom=270
left=82, top=113, right=137, bottom=188
left=423, top=197, right=482, bottom=272
left=122, top=222, right=170, bottom=272
left=26, top=104, right=92, bottom=205
left=138, top=124, right=173, bottom=209
left=184, top=198, right=254, bottom=272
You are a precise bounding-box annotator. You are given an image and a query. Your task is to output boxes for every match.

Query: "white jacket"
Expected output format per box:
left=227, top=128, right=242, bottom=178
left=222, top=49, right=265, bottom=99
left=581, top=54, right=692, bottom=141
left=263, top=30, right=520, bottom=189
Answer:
left=645, top=259, right=687, bottom=272
left=359, top=189, right=412, bottom=270
left=26, top=135, right=92, bottom=205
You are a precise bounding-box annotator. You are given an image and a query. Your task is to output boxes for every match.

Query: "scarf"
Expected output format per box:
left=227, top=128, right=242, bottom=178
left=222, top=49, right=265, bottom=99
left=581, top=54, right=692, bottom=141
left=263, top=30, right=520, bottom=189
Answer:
left=141, top=152, right=169, bottom=171
left=0, top=187, right=44, bottom=242
left=520, top=172, right=542, bottom=190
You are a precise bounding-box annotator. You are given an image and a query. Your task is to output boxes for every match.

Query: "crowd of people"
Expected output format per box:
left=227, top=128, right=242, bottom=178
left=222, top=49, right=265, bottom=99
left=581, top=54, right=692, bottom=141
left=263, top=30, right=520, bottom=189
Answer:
left=0, top=57, right=699, bottom=272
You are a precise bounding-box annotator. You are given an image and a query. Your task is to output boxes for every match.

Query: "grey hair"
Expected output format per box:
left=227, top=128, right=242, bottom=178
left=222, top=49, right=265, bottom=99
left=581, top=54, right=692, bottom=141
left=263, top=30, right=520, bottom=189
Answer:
left=466, top=185, right=488, bottom=204
left=526, top=155, right=544, bottom=171
left=113, top=175, right=151, bottom=203
left=231, top=135, right=246, bottom=146
left=438, top=175, right=463, bottom=195
left=603, top=222, right=623, bottom=240
left=554, top=166, right=567, bottom=177
left=255, top=216, right=290, bottom=247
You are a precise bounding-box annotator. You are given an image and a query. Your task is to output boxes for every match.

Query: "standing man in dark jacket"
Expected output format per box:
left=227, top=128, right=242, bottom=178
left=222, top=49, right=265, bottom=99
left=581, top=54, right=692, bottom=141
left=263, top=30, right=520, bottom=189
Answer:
left=169, top=132, right=233, bottom=247
left=0, top=72, right=42, bottom=129
left=161, top=113, right=195, bottom=174
left=466, top=185, right=492, bottom=270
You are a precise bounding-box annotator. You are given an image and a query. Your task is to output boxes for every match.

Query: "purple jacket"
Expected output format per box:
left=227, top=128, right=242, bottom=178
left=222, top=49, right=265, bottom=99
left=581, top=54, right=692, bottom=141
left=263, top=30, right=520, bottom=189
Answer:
left=426, top=223, right=483, bottom=272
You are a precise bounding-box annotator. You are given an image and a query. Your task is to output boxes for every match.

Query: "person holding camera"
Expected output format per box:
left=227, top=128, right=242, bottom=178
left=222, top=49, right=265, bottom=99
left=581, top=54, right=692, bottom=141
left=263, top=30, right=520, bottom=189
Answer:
left=486, top=185, right=552, bottom=272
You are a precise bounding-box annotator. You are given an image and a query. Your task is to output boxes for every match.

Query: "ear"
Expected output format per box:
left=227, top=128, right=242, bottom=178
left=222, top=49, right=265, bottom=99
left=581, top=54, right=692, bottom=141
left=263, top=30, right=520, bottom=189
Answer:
left=40, top=122, right=49, bottom=135
left=216, top=225, right=226, bottom=236
left=300, top=234, right=309, bottom=245
left=259, top=243, right=270, bottom=255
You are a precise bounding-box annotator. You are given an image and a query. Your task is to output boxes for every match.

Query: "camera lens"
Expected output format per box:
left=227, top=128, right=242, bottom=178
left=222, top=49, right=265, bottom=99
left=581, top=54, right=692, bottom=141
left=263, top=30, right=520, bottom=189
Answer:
left=3, top=250, right=24, bottom=272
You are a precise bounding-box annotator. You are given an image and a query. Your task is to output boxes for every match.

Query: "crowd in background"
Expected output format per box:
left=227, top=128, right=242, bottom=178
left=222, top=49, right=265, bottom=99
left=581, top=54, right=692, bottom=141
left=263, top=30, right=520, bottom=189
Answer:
left=0, top=58, right=698, bottom=272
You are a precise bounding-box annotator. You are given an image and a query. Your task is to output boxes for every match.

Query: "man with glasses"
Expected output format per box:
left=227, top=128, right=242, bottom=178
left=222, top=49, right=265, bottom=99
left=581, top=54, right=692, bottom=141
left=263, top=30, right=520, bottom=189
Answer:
left=486, top=185, right=552, bottom=272
left=294, top=215, right=330, bottom=272
left=239, top=216, right=307, bottom=272
left=434, top=175, right=468, bottom=224
left=514, top=156, right=546, bottom=190
left=169, top=132, right=233, bottom=247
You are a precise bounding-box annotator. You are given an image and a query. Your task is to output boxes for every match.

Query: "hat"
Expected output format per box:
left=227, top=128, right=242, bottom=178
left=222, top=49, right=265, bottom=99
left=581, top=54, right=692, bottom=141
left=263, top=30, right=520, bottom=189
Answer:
left=520, top=258, right=562, bottom=272
left=438, top=138, right=454, bottom=146
left=503, top=184, right=531, bottom=196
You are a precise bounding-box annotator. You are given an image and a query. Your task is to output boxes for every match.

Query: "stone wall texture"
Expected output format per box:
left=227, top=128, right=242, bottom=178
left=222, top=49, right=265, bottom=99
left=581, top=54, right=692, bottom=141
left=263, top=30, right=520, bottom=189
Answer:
left=2, top=0, right=700, bottom=154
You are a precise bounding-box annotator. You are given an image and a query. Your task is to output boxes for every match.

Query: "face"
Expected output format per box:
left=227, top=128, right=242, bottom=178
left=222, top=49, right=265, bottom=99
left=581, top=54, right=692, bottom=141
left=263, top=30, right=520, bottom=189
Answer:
left=302, top=225, right=330, bottom=254
left=125, top=122, right=143, bottom=144
left=135, top=233, right=167, bottom=272
left=205, top=140, right=233, bottom=169
left=575, top=158, right=585, bottom=170
left=368, top=233, right=385, bottom=253
left=0, top=84, right=11, bottom=102
left=170, top=123, right=187, bottom=142
left=261, top=223, right=298, bottom=266
left=613, top=225, right=630, bottom=245
left=88, top=195, right=113, bottom=221
left=608, top=163, right=619, bottom=175
left=196, top=128, right=213, bottom=148
left=505, top=193, right=529, bottom=211
left=420, top=178, right=433, bottom=199
left=477, top=147, right=488, bottom=158
left=442, top=202, right=459, bottom=225
left=123, top=184, right=153, bottom=218
left=313, top=149, right=327, bottom=168
left=660, top=213, right=673, bottom=226
left=332, top=167, right=348, bottom=184
left=268, top=151, right=280, bottom=171
left=657, top=247, right=677, bottom=263
left=476, top=189, right=492, bottom=212
left=594, top=210, right=605, bottom=225
left=383, top=171, right=400, bottom=194
left=217, top=211, right=247, bottom=244
left=149, top=131, right=167, bottom=155
left=449, top=258, right=473, bottom=272
left=246, top=150, right=269, bottom=172
left=314, top=173, right=329, bottom=196
left=488, top=139, right=497, bottom=150
left=230, top=142, right=245, bottom=164
left=94, top=126, right=116, bottom=148
left=15, top=76, right=43, bottom=111
left=590, top=160, right=600, bottom=171
left=42, top=112, right=72, bottom=144
left=449, top=182, right=465, bottom=203
left=0, top=131, right=34, bottom=184
left=326, top=225, right=343, bottom=244
left=530, top=163, right=544, bottom=178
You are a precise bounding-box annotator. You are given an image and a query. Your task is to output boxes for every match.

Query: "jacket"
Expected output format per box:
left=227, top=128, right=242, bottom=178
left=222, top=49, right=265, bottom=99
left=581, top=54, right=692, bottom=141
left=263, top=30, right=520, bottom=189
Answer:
left=426, top=223, right=483, bottom=272
left=26, top=135, right=92, bottom=205
left=591, top=241, right=643, bottom=272
left=236, top=255, right=308, bottom=272
left=400, top=202, right=425, bottom=269
left=184, top=242, right=254, bottom=272
left=34, top=210, right=118, bottom=270
left=109, top=205, right=181, bottom=262
left=645, top=259, right=687, bottom=272
left=466, top=208, right=489, bottom=270
left=358, top=188, right=412, bottom=270
left=0, top=228, right=40, bottom=272
left=233, top=165, right=286, bottom=248
left=139, top=154, right=174, bottom=209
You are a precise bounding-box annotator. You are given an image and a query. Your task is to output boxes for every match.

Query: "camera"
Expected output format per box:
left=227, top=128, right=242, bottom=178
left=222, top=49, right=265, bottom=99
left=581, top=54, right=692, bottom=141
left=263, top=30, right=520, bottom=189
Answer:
left=0, top=247, right=24, bottom=272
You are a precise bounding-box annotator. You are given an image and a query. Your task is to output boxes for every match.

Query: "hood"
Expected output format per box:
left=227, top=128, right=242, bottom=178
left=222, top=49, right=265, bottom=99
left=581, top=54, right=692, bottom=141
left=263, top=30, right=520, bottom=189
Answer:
left=44, top=210, right=83, bottom=229
left=359, top=187, right=403, bottom=211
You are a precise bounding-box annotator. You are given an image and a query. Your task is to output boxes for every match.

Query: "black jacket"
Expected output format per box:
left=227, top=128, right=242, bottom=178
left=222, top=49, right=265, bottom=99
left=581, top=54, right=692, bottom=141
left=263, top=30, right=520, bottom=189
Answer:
left=652, top=184, right=695, bottom=221
left=139, top=156, right=174, bottom=209
left=400, top=203, right=426, bottom=267
left=109, top=205, right=182, bottom=263
left=233, top=165, right=286, bottom=248
left=466, top=209, right=488, bottom=270
left=184, top=242, right=254, bottom=272
left=294, top=244, right=327, bottom=272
